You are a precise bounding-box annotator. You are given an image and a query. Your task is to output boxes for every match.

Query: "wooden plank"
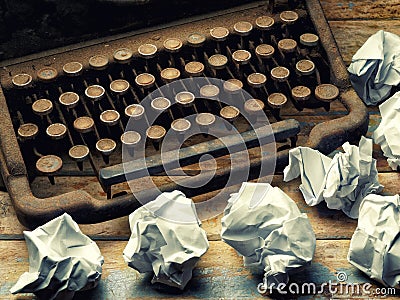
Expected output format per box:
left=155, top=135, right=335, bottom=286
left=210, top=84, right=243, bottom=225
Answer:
left=0, top=240, right=398, bottom=299
left=329, top=20, right=400, bottom=65
left=1, top=172, right=399, bottom=240
left=321, top=0, right=400, bottom=20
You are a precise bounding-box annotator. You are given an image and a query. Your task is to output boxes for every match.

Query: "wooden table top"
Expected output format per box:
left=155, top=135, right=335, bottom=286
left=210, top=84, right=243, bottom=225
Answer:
left=1, top=1, right=400, bottom=299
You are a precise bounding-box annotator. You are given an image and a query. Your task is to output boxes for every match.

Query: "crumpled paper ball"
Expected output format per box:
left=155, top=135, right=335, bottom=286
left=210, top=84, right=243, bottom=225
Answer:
left=348, top=30, right=400, bottom=105
left=123, top=190, right=209, bottom=290
left=221, top=182, right=316, bottom=288
left=373, top=91, right=400, bottom=170
left=348, top=194, right=400, bottom=287
left=10, top=213, right=104, bottom=300
left=283, top=136, right=383, bottom=218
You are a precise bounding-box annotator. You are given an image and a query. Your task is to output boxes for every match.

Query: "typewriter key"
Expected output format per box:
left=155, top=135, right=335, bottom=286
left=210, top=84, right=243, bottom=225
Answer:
left=96, top=138, right=117, bottom=164
left=37, top=67, right=58, bottom=82
left=315, top=84, right=339, bottom=102
left=18, top=123, right=39, bottom=141
left=185, top=61, right=205, bottom=77
left=291, top=86, right=311, bottom=102
left=271, top=66, right=290, bottom=82
left=208, top=54, right=228, bottom=73
left=151, top=97, right=171, bottom=111
left=46, top=123, right=67, bottom=140
left=278, top=38, right=297, bottom=53
left=220, top=105, right=239, bottom=130
left=187, top=33, right=206, bottom=47
left=110, top=79, right=130, bottom=95
left=100, top=110, right=120, bottom=126
left=89, top=55, right=109, bottom=70
left=300, top=33, right=319, bottom=47
left=296, top=59, right=315, bottom=76
left=247, top=73, right=267, bottom=88
left=232, top=50, right=251, bottom=65
left=268, top=92, right=287, bottom=109
left=200, top=84, right=221, bottom=110
left=256, top=44, right=275, bottom=59
left=196, top=112, right=216, bottom=136
left=138, top=43, right=158, bottom=59
left=32, top=99, right=53, bottom=116
left=255, top=16, right=275, bottom=30
left=164, top=38, right=183, bottom=53
left=125, top=104, right=145, bottom=121
left=12, top=73, right=32, bottom=89
left=210, top=27, right=229, bottom=41
left=244, top=98, right=265, bottom=124
left=59, top=92, right=80, bottom=109
left=223, top=79, right=243, bottom=94
left=279, top=11, right=298, bottom=24
left=36, top=155, right=63, bottom=184
left=85, top=85, right=105, bottom=102
left=63, top=62, right=83, bottom=77
left=175, top=91, right=195, bottom=107
left=113, top=48, right=133, bottom=64
left=135, top=73, right=155, bottom=89
left=233, top=21, right=253, bottom=36
left=160, top=67, right=180, bottom=83
left=171, top=118, right=191, bottom=143
left=69, top=144, right=89, bottom=171
left=121, top=131, right=141, bottom=157
left=74, top=116, right=95, bottom=133
left=146, top=125, right=166, bottom=150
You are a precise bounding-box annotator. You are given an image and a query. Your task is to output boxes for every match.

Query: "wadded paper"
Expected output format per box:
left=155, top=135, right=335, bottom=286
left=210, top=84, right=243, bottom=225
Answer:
left=221, top=182, right=316, bottom=288
left=123, top=190, right=209, bottom=290
left=283, top=136, right=383, bottom=218
left=348, top=194, right=400, bottom=287
left=10, top=213, right=104, bottom=300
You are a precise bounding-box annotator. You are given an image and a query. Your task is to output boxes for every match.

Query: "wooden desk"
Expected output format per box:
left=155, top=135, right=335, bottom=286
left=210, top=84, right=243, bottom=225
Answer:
left=1, top=1, right=400, bottom=298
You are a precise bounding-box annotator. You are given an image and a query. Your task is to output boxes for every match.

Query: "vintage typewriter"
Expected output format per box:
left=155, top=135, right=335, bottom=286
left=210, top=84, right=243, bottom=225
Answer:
left=0, top=0, right=368, bottom=228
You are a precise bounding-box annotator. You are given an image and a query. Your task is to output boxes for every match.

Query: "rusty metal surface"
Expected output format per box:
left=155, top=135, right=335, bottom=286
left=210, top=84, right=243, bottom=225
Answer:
left=0, top=0, right=368, bottom=228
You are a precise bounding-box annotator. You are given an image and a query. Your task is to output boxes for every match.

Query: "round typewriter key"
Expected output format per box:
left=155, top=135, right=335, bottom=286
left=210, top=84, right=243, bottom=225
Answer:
left=171, top=118, right=191, bottom=133
left=73, top=116, right=95, bottom=133
left=208, top=54, right=228, bottom=70
left=232, top=50, right=251, bottom=65
left=255, top=16, right=275, bottom=30
left=233, top=21, right=253, bottom=36
left=163, top=38, right=183, bottom=53
left=223, top=79, right=243, bottom=94
left=18, top=123, right=39, bottom=140
left=187, top=33, right=206, bottom=47
left=32, top=99, right=53, bottom=116
left=300, top=33, right=319, bottom=47
left=96, top=138, right=117, bottom=163
left=315, top=84, right=339, bottom=102
left=280, top=11, right=299, bottom=24
left=37, top=67, right=58, bottom=82
left=125, top=104, right=145, bottom=120
left=151, top=97, right=171, bottom=111
left=255, top=44, right=275, bottom=59
left=12, top=73, right=32, bottom=88
left=292, top=86, right=311, bottom=102
left=185, top=61, right=205, bottom=77
left=210, top=27, right=229, bottom=41
left=271, top=66, right=290, bottom=82
left=121, top=131, right=141, bottom=146
left=85, top=85, right=105, bottom=101
left=69, top=145, right=89, bottom=162
left=46, top=123, right=67, bottom=140
left=110, top=79, right=130, bottom=95
left=100, top=110, right=120, bottom=126
left=278, top=39, right=297, bottom=53
left=244, top=98, right=265, bottom=113
left=113, top=48, right=133, bottom=64
left=146, top=125, right=166, bottom=150
left=200, top=85, right=220, bottom=99
left=296, top=59, right=315, bottom=75
left=138, top=43, right=158, bottom=59
left=175, top=91, right=195, bottom=107
left=247, top=73, right=267, bottom=88
left=36, top=155, right=63, bottom=178
left=89, top=54, right=109, bottom=70
left=196, top=112, right=216, bottom=127
left=135, top=73, right=155, bottom=89
left=220, top=105, right=239, bottom=121
left=59, top=92, right=80, bottom=109
left=268, top=93, right=287, bottom=108
left=63, top=62, right=83, bottom=77
left=160, top=68, right=180, bottom=83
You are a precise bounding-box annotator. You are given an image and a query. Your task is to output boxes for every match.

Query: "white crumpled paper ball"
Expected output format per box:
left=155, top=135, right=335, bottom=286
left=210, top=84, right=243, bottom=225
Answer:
left=123, top=190, right=209, bottom=290
left=221, top=182, right=316, bottom=288
left=10, top=213, right=104, bottom=300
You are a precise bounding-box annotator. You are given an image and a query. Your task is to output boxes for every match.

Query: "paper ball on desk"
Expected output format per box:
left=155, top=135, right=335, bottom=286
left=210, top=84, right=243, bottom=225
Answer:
left=348, top=194, right=400, bottom=287
left=10, top=213, right=104, bottom=300
left=123, top=190, right=209, bottom=290
left=221, top=182, right=316, bottom=289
